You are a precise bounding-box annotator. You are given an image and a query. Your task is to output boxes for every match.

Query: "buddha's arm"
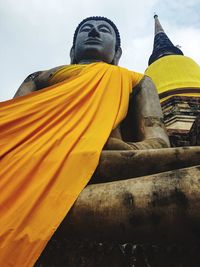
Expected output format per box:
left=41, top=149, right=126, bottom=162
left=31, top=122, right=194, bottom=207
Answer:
left=103, top=76, right=170, bottom=150
left=13, top=71, right=43, bottom=98
left=128, top=75, right=170, bottom=149
left=13, top=66, right=65, bottom=98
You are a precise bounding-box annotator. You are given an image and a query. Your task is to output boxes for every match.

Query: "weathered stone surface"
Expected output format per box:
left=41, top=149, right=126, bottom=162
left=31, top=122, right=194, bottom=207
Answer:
left=36, top=165, right=200, bottom=266
left=92, top=146, right=200, bottom=182
left=35, top=241, right=200, bottom=267
left=161, top=96, right=200, bottom=147
left=59, top=165, right=200, bottom=244
left=190, top=115, right=200, bottom=146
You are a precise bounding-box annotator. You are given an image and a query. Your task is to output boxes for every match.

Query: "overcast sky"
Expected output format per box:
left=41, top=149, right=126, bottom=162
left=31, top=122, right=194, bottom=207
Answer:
left=1, top=0, right=200, bottom=101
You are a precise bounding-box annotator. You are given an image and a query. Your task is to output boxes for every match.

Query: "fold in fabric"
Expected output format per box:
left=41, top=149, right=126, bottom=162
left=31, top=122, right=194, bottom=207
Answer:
left=0, top=62, right=143, bottom=266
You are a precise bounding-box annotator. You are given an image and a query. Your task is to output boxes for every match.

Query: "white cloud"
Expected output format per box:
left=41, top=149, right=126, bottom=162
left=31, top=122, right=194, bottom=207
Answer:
left=170, top=27, right=200, bottom=63
left=0, top=0, right=200, bottom=101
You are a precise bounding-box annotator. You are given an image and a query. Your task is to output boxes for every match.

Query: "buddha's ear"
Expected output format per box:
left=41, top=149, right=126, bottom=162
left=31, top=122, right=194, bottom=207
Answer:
left=112, top=47, right=122, bottom=65
left=70, top=47, right=76, bottom=64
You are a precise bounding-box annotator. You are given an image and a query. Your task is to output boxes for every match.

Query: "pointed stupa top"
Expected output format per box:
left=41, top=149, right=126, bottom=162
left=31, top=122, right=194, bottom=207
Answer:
left=148, top=14, right=184, bottom=65
left=154, top=14, right=165, bottom=34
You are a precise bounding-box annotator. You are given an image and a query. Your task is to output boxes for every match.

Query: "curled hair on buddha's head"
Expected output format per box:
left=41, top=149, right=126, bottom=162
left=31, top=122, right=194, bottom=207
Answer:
left=72, top=16, right=121, bottom=51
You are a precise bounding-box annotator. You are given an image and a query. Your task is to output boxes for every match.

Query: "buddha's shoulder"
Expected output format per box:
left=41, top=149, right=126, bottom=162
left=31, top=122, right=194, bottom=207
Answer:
left=27, top=65, right=69, bottom=87
left=38, top=65, right=69, bottom=80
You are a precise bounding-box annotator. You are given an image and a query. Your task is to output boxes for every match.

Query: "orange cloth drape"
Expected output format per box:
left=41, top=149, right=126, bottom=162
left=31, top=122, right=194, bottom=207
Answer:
left=0, top=62, right=143, bottom=266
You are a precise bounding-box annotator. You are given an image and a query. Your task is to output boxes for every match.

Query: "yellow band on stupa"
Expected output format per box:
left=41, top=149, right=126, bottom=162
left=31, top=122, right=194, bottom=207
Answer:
left=145, top=55, right=200, bottom=101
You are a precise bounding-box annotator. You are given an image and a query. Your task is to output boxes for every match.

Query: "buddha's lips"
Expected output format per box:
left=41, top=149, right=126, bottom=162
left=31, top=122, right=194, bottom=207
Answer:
left=84, top=38, right=102, bottom=44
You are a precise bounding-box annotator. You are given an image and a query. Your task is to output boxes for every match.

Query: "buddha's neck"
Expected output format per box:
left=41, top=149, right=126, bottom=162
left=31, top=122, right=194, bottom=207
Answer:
left=77, top=59, right=103, bottom=64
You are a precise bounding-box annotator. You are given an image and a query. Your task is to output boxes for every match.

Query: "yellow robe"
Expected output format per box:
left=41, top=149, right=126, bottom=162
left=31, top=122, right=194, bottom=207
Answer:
left=0, top=62, right=143, bottom=266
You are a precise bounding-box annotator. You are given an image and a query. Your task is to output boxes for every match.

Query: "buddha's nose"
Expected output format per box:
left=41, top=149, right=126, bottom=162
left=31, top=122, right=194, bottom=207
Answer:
left=88, top=27, right=100, bottom=37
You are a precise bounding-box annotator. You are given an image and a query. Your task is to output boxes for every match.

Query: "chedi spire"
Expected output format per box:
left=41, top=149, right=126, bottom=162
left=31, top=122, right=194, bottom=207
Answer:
left=148, top=14, right=183, bottom=65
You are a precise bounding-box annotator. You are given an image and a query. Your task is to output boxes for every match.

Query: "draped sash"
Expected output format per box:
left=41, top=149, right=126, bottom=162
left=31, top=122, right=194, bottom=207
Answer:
left=0, top=63, right=143, bottom=266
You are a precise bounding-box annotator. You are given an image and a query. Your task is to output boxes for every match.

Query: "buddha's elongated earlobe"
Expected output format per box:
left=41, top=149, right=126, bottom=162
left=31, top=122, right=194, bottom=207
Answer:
left=112, top=47, right=122, bottom=65
left=70, top=47, right=76, bottom=64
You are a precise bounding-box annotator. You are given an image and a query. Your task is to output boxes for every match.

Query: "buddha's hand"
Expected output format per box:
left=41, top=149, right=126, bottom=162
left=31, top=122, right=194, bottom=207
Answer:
left=103, top=137, right=137, bottom=150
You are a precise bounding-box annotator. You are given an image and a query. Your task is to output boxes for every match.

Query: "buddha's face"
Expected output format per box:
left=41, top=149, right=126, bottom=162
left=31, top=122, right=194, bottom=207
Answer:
left=73, top=20, right=119, bottom=64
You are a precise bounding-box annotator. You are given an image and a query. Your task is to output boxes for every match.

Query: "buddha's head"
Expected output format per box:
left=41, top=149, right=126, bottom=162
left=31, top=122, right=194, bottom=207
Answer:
left=70, top=16, right=122, bottom=65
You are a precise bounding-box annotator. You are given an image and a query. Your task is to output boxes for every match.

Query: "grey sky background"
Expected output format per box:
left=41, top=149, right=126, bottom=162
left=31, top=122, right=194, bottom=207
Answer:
left=1, top=0, right=200, bottom=101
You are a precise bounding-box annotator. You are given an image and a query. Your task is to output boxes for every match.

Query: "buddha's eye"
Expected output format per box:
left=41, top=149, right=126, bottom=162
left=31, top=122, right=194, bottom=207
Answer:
left=99, top=26, right=111, bottom=33
left=80, top=25, right=92, bottom=32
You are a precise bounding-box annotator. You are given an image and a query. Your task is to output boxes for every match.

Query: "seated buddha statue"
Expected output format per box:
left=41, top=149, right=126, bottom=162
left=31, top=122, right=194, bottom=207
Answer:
left=0, top=17, right=198, bottom=266
left=14, top=16, right=170, bottom=162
